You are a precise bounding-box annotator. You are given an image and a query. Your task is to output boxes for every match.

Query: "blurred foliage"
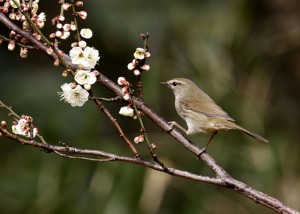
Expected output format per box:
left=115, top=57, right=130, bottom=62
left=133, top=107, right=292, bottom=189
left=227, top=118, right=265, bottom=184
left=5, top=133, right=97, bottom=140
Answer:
left=1, top=0, right=300, bottom=213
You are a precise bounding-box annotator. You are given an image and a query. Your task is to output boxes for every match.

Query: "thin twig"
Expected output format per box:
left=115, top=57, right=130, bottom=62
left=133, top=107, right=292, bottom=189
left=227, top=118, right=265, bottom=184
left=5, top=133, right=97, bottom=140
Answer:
left=95, top=96, right=122, bottom=102
left=52, top=146, right=115, bottom=162
left=128, top=87, right=168, bottom=170
left=0, top=35, right=35, bottom=49
left=90, top=95, right=140, bottom=157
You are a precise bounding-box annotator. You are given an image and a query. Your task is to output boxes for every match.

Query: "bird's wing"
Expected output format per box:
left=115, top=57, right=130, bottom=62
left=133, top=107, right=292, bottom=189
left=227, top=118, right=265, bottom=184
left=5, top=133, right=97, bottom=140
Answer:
left=180, top=100, right=235, bottom=122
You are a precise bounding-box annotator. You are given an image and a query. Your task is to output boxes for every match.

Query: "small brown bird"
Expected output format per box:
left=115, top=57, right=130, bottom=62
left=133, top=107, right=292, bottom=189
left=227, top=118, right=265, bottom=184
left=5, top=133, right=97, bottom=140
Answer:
left=161, top=78, right=268, bottom=148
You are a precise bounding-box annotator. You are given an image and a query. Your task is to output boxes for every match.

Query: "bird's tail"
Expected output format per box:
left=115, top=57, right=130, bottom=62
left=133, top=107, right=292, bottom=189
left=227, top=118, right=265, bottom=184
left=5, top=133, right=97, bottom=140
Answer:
left=232, top=123, right=268, bottom=142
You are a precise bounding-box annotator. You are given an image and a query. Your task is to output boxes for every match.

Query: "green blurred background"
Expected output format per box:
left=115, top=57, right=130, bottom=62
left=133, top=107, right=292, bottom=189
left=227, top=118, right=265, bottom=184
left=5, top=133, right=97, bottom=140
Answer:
left=1, top=1, right=300, bottom=213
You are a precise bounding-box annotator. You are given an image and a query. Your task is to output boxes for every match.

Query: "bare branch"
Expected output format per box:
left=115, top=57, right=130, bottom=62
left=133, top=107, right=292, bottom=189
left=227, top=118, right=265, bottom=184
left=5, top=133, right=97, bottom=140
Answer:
left=0, top=126, right=217, bottom=183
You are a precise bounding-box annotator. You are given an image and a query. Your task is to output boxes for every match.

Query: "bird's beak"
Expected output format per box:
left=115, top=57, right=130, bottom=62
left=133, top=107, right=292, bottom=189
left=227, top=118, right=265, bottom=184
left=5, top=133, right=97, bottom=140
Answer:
left=160, top=81, right=168, bottom=86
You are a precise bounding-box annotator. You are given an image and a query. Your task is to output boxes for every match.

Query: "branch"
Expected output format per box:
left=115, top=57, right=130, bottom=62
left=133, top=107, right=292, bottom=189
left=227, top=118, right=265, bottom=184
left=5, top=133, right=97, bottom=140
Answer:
left=0, top=126, right=217, bottom=184
left=90, top=94, right=140, bottom=157
left=0, top=12, right=298, bottom=214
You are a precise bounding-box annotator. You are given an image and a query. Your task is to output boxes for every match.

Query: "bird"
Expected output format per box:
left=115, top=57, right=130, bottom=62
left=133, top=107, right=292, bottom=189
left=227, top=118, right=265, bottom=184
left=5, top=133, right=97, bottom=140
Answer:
left=160, top=78, right=268, bottom=149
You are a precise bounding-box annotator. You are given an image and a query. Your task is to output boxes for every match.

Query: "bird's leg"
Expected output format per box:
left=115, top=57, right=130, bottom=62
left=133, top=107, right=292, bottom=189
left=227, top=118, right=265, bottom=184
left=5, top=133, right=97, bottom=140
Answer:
left=197, top=131, right=218, bottom=157
left=205, top=131, right=218, bottom=149
left=167, top=121, right=188, bottom=134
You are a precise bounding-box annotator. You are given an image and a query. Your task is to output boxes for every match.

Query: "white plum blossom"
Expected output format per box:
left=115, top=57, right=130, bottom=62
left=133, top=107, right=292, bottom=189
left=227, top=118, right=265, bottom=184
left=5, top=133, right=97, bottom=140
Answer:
left=134, top=48, right=146, bottom=60
left=12, top=118, right=38, bottom=138
left=83, top=46, right=100, bottom=69
left=80, top=28, right=93, bottom=39
left=69, top=46, right=85, bottom=65
left=58, top=83, right=89, bottom=107
left=69, top=46, right=100, bottom=70
left=59, top=83, right=73, bottom=100
left=74, top=69, right=97, bottom=85
left=119, top=106, right=134, bottom=117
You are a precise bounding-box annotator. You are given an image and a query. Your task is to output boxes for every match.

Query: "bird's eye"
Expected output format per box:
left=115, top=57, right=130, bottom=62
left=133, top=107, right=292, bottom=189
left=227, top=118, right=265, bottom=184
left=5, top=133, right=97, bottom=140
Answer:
left=172, top=82, right=178, bottom=86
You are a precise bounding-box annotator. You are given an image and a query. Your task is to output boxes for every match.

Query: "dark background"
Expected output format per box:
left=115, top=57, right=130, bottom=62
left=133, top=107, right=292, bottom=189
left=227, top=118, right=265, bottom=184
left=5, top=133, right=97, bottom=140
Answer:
left=1, top=1, right=300, bottom=213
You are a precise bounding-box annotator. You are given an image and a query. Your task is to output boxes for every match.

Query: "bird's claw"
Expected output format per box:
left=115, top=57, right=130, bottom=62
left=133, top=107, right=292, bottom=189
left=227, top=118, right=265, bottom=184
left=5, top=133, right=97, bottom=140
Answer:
left=197, top=147, right=207, bottom=159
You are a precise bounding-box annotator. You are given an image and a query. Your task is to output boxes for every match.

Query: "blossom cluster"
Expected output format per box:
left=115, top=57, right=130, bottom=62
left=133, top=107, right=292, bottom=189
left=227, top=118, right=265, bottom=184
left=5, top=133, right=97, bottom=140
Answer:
left=49, top=1, right=86, bottom=41
left=59, top=26, right=100, bottom=107
left=127, top=48, right=151, bottom=76
left=12, top=115, right=38, bottom=138
left=0, top=0, right=46, bottom=57
left=52, top=2, right=100, bottom=107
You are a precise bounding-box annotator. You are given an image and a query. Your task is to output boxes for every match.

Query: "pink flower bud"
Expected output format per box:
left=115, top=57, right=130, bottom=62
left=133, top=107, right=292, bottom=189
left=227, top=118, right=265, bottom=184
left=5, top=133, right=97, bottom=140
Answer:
left=75, top=1, right=84, bottom=7
left=133, top=69, right=140, bottom=76
left=62, top=3, right=71, bottom=10
left=118, top=77, right=128, bottom=86
left=55, top=30, right=62, bottom=37
left=58, top=15, right=65, bottom=21
left=20, top=47, right=28, bottom=58
left=141, top=64, right=150, bottom=71
left=8, top=41, right=15, bottom=50
left=134, top=135, right=144, bottom=144
left=145, top=52, right=151, bottom=58
left=47, top=46, right=54, bottom=55
left=123, top=93, right=130, bottom=101
left=127, top=63, right=135, bottom=70
left=1, top=121, right=7, bottom=128
left=56, top=23, right=62, bottom=29
left=77, top=11, right=87, bottom=19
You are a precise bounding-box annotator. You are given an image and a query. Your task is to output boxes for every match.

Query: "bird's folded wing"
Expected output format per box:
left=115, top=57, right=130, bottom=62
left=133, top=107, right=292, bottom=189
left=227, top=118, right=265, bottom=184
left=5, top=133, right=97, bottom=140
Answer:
left=180, top=100, right=235, bottom=122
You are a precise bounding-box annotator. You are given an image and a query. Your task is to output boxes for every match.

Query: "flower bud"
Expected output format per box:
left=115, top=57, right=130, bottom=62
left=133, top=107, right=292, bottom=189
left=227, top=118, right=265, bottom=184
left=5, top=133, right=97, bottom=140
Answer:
left=141, top=64, right=150, bottom=71
left=127, top=63, right=135, bottom=70
left=119, top=106, right=134, bottom=117
left=117, top=77, right=128, bottom=86
left=77, top=11, right=87, bottom=19
left=78, top=40, right=87, bottom=48
left=1, top=121, right=7, bottom=128
left=123, top=93, right=130, bottom=101
left=133, top=69, right=140, bottom=76
left=134, top=135, right=144, bottom=144
left=8, top=41, right=15, bottom=50
left=20, top=47, right=28, bottom=58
